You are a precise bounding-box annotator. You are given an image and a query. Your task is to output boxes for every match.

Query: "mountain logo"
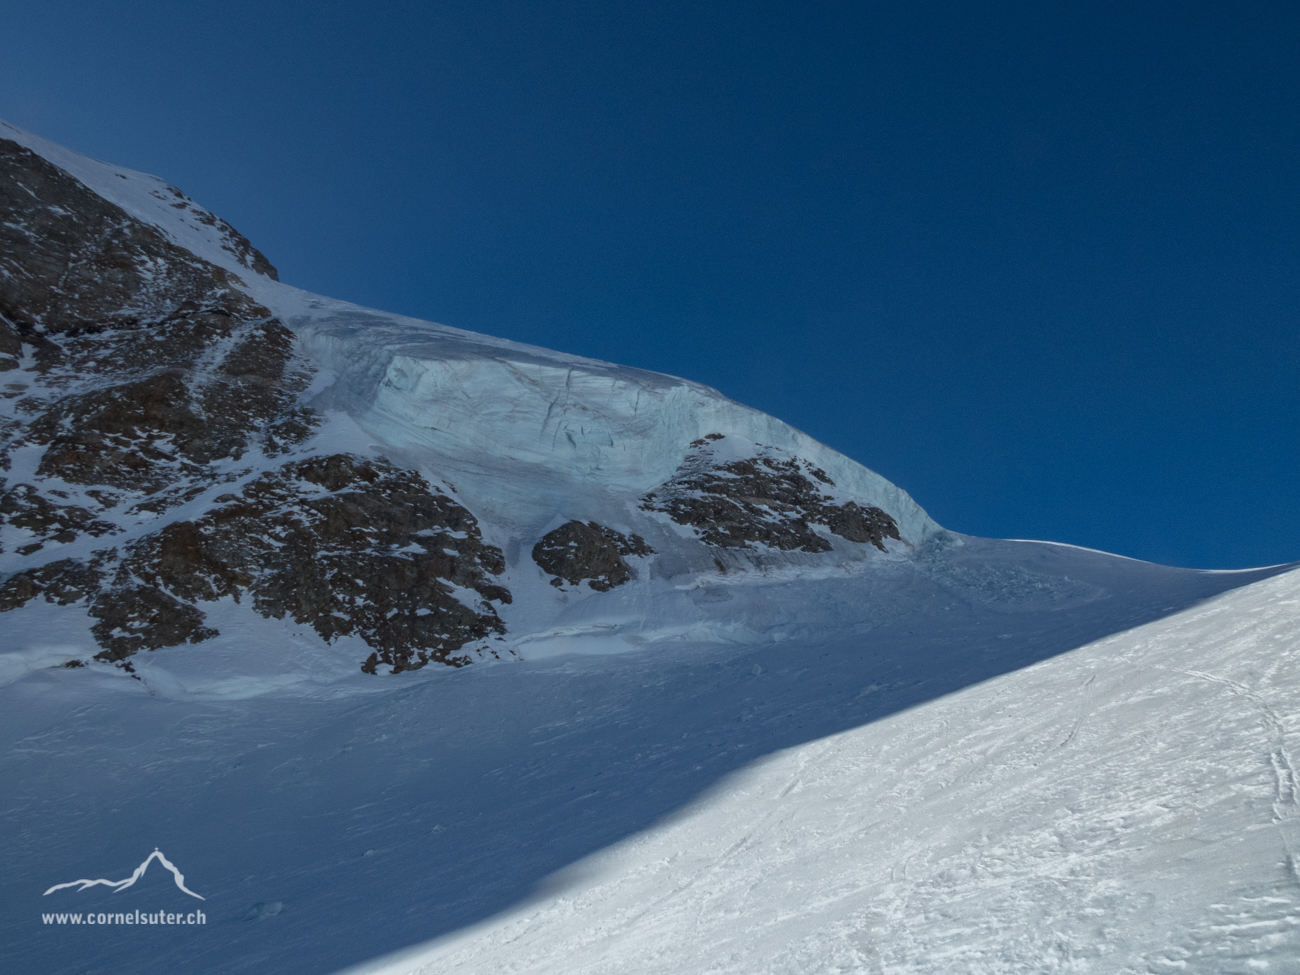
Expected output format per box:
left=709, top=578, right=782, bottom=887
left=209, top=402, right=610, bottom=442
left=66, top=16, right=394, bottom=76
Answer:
left=44, top=849, right=205, bottom=900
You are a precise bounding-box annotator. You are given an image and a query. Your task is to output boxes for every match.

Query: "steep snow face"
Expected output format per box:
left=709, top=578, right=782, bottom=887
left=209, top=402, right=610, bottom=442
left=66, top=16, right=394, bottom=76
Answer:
left=343, top=565, right=1300, bottom=975
left=3, top=546, right=1293, bottom=975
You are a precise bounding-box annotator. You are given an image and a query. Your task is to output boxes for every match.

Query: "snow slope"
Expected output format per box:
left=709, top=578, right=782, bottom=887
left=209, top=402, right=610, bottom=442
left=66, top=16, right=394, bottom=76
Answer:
left=346, top=564, right=1300, bottom=975
left=3, top=543, right=1292, bottom=975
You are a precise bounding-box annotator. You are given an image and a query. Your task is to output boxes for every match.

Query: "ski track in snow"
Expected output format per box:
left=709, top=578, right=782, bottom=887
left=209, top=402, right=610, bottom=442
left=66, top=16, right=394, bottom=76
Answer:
left=343, top=568, right=1300, bottom=975
left=2, top=561, right=1296, bottom=975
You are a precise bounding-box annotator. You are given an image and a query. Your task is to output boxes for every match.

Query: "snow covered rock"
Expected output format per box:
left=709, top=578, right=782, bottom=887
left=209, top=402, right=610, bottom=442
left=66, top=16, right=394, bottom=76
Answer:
left=0, top=119, right=937, bottom=687
left=640, top=435, right=902, bottom=554
left=0, top=129, right=510, bottom=676
left=531, top=521, right=654, bottom=591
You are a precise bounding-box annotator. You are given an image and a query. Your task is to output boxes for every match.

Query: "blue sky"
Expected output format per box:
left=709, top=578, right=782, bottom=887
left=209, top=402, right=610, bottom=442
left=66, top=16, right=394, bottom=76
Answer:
left=3, top=1, right=1296, bottom=568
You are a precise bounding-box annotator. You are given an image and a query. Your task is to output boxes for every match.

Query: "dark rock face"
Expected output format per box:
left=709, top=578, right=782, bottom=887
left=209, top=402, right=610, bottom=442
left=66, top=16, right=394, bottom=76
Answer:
left=0, top=136, right=514, bottom=674
left=90, top=586, right=218, bottom=663
left=642, top=437, right=901, bottom=553
left=532, top=521, right=654, bottom=591
left=0, top=303, right=319, bottom=550
left=0, top=316, right=20, bottom=371
left=0, top=556, right=104, bottom=611
left=820, top=501, right=903, bottom=548
left=0, top=135, right=312, bottom=507
left=0, top=138, right=271, bottom=331
left=1, top=455, right=512, bottom=673
left=0, top=484, right=119, bottom=555
left=131, top=453, right=510, bottom=673
left=21, top=316, right=312, bottom=494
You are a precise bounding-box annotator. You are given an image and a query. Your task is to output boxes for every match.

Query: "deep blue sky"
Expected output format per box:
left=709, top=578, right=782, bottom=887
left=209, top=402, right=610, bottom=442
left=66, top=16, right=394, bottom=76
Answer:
left=2, top=1, right=1296, bottom=568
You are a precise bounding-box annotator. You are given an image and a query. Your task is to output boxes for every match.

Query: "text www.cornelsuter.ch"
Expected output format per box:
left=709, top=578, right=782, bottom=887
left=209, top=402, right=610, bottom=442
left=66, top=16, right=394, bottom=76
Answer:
left=42, top=910, right=206, bottom=925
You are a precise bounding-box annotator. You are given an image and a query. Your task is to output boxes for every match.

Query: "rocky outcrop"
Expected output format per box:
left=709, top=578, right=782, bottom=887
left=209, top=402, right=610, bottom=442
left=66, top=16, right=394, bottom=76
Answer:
left=0, top=135, right=315, bottom=511
left=0, top=137, right=271, bottom=330
left=0, top=300, right=320, bottom=551
left=0, top=555, right=105, bottom=611
left=642, top=436, right=901, bottom=553
left=21, top=315, right=313, bottom=493
left=0, top=136, right=515, bottom=675
left=532, top=521, right=654, bottom=591
left=90, top=585, right=218, bottom=663
left=1, top=455, right=512, bottom=673
left=820, top=501, right=902, bottom=549
left=0, top=484, right=119, bottom=556
left=0, top=315, right=20, bottom=371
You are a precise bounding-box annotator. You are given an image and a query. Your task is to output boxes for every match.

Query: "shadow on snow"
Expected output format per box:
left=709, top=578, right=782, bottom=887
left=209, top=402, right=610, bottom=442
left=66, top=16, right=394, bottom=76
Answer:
left=2, top=538, right=1294, bottom=975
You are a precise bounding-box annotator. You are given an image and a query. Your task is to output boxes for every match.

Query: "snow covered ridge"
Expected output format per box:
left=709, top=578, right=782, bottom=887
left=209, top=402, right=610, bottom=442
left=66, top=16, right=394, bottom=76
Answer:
left=0, top=120, right=939, bottom=691
left=0, top=120, right=277, bottom=284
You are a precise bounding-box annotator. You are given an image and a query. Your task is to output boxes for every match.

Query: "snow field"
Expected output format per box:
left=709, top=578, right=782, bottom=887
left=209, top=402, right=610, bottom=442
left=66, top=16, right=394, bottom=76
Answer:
left=344, top=566, right=1300, bottom=975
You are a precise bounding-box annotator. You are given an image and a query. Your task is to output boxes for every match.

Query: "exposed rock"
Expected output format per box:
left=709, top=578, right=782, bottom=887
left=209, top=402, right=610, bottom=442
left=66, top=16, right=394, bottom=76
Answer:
left=28, top=371, right=207, bottom=493
left=687, top=433, right=727, bottom=449
left=89, top=585, right=217, bottom=663
left=0, top=138, right=267, bottom=331
left=1, top=134, right=317, bottom=542
left=532, top=521, right=654, bottom=591
left=16, top=314, right=315, bottom=496
left=0, top=483, right=120, bottom=555
left=1, top=303, right=316, bottom=542
left=820, top=501, right=902, bottom=549
left=0, top=135, right=522, bottom=676
left=208, top=455, right=512, bottom=674
left=261, top=407, right=319, bottom=456
left=646, top=454, right=834, bottom=553
left=0, top=314, right=20, bottom=371
left=0, top=455, right=513, bottom=673
left=149, top=454, right=511, bottom=673
left=0, top=556, right=105, bottom=611
left=643, top=439, right=901, bottom=553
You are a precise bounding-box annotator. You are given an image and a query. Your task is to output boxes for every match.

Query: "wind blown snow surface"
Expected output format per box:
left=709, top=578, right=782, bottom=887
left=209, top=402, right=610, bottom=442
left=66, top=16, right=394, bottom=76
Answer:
left=337, top=565, right=1300, bottom=975
left=4, top=550, right=1295, bottom=975
left=2, top=120, right=1298, bottom=975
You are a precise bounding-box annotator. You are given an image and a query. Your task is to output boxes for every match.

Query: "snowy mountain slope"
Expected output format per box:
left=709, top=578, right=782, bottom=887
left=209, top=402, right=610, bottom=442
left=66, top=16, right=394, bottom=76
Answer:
left=2, top=552, right=1293, bottom=975
left=0, top=116, right=931, bottom=534
left=2, top=119, right=1298, bottom=975
left=344, top=564, right=1300, bottom=975
left=0, top=118, right=936, bottom=691
left=0, top=119, right=278, bottom=284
